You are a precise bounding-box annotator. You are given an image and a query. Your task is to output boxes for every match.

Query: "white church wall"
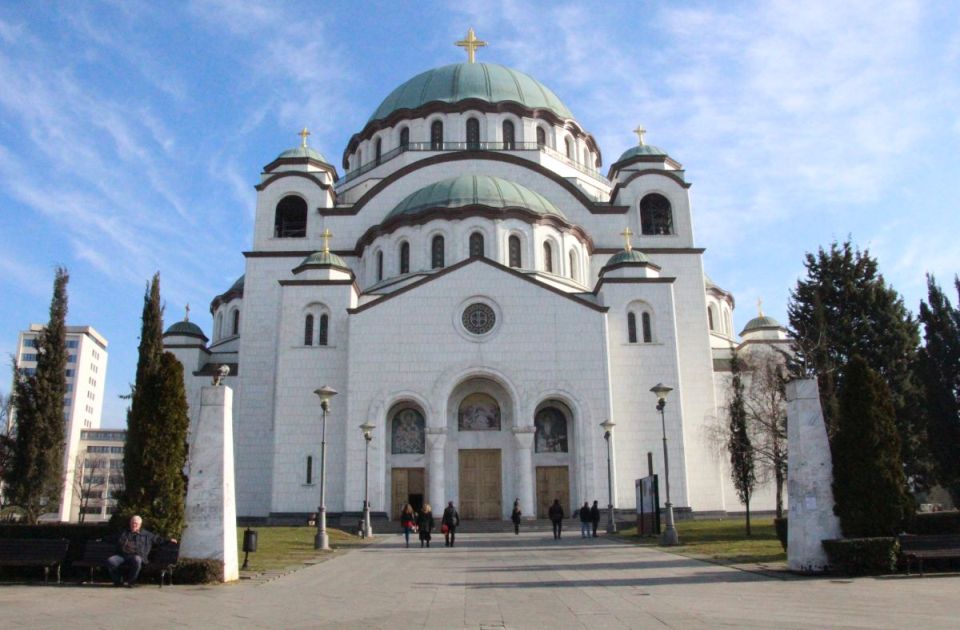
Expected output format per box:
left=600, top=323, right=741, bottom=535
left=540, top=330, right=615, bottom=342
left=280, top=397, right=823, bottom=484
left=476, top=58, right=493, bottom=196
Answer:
left=253, top=175, right=335, bottom=252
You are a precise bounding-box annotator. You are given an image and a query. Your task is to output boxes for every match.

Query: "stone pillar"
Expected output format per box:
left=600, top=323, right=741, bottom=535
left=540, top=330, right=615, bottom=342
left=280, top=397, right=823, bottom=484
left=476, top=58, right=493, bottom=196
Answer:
left=426, top=428, right=447, bottom=508
left=786, top=378, right=841, bottom=573
left=512, top=426, right=536, bottom=519
left=180, top=385, right=239, bottom=582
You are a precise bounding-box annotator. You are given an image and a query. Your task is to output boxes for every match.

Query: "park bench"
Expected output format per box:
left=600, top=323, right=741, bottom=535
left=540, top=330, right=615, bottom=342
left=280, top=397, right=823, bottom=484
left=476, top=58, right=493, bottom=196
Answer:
left=0, top=538, right=70, bottom=584
left=899, top=534, right=960, bottom=576
left=73, top=540, right=180, bottom=586
left=72, top=540, right=116, bottom=583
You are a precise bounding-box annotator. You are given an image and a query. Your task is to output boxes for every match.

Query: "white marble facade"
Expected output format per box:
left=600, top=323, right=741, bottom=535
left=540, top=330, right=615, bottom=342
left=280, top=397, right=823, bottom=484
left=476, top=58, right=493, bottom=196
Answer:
left=163, top=46, right=791, bottom=521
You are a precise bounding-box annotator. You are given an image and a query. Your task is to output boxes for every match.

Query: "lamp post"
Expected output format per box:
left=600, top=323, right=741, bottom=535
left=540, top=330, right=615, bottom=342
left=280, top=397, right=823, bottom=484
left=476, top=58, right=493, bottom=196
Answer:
left=314, top=385, right=338, bottom=550
left=359, top=421, right=375, bottom=539
left=600, top=419, right=617, bottom=534
left=650, top=383, right=678, bottom=545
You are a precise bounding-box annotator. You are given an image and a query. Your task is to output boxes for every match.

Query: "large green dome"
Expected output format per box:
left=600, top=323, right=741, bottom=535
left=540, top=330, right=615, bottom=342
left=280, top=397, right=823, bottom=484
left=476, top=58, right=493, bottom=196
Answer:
left=386, top=175, right=564, bottom=220
left=369, top=63, right=574, bottom=123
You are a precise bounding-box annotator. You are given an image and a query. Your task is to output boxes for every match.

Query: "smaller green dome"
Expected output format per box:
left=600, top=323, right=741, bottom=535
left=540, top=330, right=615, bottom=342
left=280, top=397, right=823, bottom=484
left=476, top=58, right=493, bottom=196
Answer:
left=299, top=251, right=349, bottom=268
left=615, top=144, right=667, bottom=163
left=164, top=320, right=207, bottom=340
left=387, top=175, right=564, bottom=220
left=742, top=315, right=782, bottom=333
left=606, top=249, right=650, bottom=266
left=277, top=146, right=329, bottom=163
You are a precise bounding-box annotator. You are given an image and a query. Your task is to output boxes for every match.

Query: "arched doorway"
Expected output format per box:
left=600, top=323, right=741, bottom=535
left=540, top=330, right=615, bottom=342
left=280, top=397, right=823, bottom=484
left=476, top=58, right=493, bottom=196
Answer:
left=387, top=403, right=426, bottom=518
left=533, top=400, right=575, bottom=518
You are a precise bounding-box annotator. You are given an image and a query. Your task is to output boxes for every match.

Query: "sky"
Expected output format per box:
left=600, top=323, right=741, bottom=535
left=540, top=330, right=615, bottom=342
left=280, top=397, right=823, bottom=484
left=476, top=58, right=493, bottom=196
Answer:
left=1, top=0, right=958, bottom=428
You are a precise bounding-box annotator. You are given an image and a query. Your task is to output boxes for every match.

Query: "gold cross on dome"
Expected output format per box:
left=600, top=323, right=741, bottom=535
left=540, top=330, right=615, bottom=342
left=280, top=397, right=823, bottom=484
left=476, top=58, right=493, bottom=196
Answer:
left=620, top=227, right=634, bottom=252
left=455, top=27, right=487, bottom=64
left=320, top=228, right=333, bottom=254
left=185, top=303, right=190, bottom=322
left=633, top=125, right=647, bottom=146
left=298, top=127, right=311, bottom=148
left=757, top=298, right=764, bottom=317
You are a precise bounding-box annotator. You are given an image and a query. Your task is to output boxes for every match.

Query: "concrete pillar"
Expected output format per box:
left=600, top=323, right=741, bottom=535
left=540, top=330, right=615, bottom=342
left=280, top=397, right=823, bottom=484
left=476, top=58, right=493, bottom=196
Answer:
left=426, top=428, right=447, bottom=507
left=180, top=385, right=239, bottom=582
left=512, top=426, right=536, bottom=519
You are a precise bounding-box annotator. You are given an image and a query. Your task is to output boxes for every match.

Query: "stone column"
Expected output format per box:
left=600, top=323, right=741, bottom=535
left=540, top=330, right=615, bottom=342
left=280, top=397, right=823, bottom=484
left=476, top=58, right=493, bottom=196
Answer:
left=426, top=428, right=447, bottom=508
left=512, top=426, right=536, bottom=519
left=180, top=385, right=239, bottom=582
left=786, top=377, right=841, bottom=573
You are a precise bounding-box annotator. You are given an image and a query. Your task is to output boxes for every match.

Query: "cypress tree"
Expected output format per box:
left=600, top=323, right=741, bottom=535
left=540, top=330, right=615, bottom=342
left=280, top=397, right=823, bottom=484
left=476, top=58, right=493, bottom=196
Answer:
left=727, top=351, right=756, bottom=535
left=4, top=267, right=69, bottom=523
left=917, top=275, right=960, bottom=505
left=832, top=356, right=912, bottom=537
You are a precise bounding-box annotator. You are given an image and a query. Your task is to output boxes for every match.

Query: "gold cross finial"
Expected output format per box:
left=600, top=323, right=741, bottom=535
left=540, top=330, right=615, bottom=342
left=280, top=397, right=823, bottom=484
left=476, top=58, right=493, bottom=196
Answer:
left=320, top=228, right=332, bottom=255
left=185, top=303, right=190, bottom=322
left=757, top=298, right=764, bottom=317
left=633, top=125, right=646, bottom=146
left=455, top=27, right=487, bottom=63
left=298, top=127, right=310, bottom=148
left=620, top=227, right=634, bottom=252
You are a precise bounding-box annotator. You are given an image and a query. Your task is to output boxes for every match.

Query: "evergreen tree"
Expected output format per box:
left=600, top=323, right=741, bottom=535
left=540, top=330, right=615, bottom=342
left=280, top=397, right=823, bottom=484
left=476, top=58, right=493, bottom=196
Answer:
left=832, top=356, right=912, bottom=537
left=727, top=351, right=756, bottom=535
left=787, top=240, right=928, bottom=486
left=4, top=268, right=69, bottom=523
left=116, top=273, right=189, bottom=537
left=917, top=275, right=960, bottom=504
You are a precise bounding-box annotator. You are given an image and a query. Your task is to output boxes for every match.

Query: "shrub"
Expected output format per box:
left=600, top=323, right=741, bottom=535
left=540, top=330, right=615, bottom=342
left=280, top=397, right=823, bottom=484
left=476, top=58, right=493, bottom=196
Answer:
left=774, top=517, right=788, bottom=551
left=909, top=511, right=960, bottom=535
left=173, top=558, right=223, bottom=584
left=822, top=537, right=898, bottom=575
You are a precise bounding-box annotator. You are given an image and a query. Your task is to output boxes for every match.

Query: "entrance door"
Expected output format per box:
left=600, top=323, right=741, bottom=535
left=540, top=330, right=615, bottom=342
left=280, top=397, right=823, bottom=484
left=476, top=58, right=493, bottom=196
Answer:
left=391, top=468, right=425, bottom=519
left=459, top=449, right=502, bottom=520
left=536, top=466, right=570, bottom=518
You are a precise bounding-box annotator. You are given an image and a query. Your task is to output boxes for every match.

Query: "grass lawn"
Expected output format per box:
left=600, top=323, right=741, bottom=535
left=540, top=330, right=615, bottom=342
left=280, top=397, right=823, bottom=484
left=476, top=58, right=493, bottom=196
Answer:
left=616, top=517, right=786, bottom=565
left=236, top=526, right=373, bottom=573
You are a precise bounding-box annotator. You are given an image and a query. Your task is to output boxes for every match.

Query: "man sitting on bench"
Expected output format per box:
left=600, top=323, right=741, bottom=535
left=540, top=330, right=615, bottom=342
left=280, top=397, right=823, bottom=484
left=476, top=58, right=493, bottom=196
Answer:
left=107, top=515, right=177, bottom=587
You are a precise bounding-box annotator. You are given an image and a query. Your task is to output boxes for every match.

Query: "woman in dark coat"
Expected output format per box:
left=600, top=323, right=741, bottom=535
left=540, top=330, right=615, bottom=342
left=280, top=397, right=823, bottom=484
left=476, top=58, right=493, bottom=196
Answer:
left=417, top=503, right=435, bottom=548
left=511, top=499, right=522, bottom=535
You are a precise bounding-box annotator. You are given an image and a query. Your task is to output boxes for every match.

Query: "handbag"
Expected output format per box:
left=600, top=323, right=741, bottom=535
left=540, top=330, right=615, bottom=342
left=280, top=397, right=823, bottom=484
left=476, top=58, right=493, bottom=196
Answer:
left=441, top=523, right=449, bottom=534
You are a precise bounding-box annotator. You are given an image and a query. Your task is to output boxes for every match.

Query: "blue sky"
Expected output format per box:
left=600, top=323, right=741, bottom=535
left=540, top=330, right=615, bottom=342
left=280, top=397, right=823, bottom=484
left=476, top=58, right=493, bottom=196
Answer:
left=1, top=1, right=958, bottom=428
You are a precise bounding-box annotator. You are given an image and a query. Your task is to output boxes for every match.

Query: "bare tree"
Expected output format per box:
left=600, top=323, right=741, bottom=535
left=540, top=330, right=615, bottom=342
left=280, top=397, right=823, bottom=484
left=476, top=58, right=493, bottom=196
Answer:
left=740, top=350, right=790, bottom=518
left=0, top=390, right=13, bottom=509
left=72, top=454, right=107, bottom=524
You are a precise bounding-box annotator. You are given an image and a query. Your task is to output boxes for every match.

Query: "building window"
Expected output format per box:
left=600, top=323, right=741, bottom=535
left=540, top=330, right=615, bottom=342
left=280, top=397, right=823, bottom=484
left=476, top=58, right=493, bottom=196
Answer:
left=640, top=193, right=674, bottom=235
left=232, top=310, right=240, bottom=336
left=318, top=314, right=329, bottom=346
left=306, top=455, right=313, bottom=484
left=564, top=136, right=573, bottom=159
left=536, top=126, right=546, bottom=147
left=466, top=118, right=480, bottom=150
left=502, top=120, right=515, bottom=150
left=356, top=149, right=362, bottom=168
left=399, top=127, right=409, bottom=149
left=431, top=120, right=443, bottom=150
left=708, top=306, right=715, bottom=331
left=274, top=195, right=308, bottom=238
left=66, top=340, right=78, bottom=348
left=469, top=232, right=484, bottom=258
left=543, top=242, right=553, bottom=273
left=583, top=148, right=590, bottom=168
left=216, top=313, right=223, bottom=340
left=569, top=250, right=578, bottom=281
left=642, top=312, right=653, bottom=343
left=304, top=314, right=314, bottom=346
left=376, top=251, right=383, bottom=281
left=508, top=235, right=521, bottom=268
left=399, top=242, right=410, bottom=274
left=374, top=138, right=382, bottom=165
left=628, top=312, right=637, bottom=343
left=431, top=235, right=445, bottom=269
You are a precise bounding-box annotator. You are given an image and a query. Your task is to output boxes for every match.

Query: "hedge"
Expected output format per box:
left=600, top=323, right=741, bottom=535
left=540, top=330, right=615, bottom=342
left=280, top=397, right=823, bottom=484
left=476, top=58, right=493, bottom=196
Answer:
left=173, top=558, right=223, bottom=584
left=909, top=511, right=960, bottom=535
left=822, top=537, right=898, bottom=575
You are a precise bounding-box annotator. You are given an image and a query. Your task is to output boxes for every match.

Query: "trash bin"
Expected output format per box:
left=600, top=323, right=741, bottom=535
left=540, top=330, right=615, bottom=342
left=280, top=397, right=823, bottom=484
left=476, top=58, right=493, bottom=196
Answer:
left=243, top=528, right=258, bottom=553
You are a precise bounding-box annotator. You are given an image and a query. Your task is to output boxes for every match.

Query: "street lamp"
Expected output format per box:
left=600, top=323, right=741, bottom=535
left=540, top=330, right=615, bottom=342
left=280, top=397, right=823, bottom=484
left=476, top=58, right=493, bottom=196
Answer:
left=600, top=419, right=617, bottom=534
left=314, top=385, right=338, bottom=550
left=359, top=420, right=375, bottom=539
left=650, top=383, right=678, bottom=545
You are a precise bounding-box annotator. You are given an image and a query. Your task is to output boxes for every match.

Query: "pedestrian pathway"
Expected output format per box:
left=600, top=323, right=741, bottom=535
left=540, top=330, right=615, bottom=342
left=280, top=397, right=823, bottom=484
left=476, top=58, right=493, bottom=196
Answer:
left=0, top=531, right=956, bottom=628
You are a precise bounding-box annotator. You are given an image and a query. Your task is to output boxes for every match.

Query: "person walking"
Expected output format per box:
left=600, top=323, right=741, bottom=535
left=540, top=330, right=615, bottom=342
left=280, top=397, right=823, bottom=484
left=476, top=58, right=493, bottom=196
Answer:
left=510, top=499, right=522, bottom=535
left=579, top=501, right=592, bottom=538
left=400, top=503, right=416, bottom=548
left=417, top=504, right=435, bottom=548
left=548, top=499, right=564, bottom=540
left=590, top=500, right=601, bottom=537
left=442, top=501, right=460, bottom=547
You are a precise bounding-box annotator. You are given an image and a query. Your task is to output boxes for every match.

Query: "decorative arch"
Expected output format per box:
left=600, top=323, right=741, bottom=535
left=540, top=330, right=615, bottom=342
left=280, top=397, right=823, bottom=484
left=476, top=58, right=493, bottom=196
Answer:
left=564, top=136, right=574, bottom=160
left=399, top=240, right=410, bottom=274
left=536, top=125, right=547, bottom=147
left=274, top=195, right=307, bottom=238
left=508, top=233, right=522, bottom=268
left=568, top=248, right=580, bottom=281
left=389, top=404, right=426, bottom=454
left=302, top=302, right=331, bottom=346
left=399, top=126, right=409, bottom=149
left=469, top=231, right=485, bottom=258
left=466, top=117, right=480, bottom=149
left=215, top=312, right=224, bottom=340
left=640, top=193, right=674, bottom=235
left=534, top=401, right=571, bottom=453
left=627, top=300, right=655, bottom=343
left=502, top=119, right=515, bottom=149
left=542, top=238, right=558, bottom=273
left=430, top=233, right=445, bottom=269
left=430, top=119, right=444, bottom=150
left=231, top=308, right=240, bottom=336
left=707, top=303, right=717, bottom=331
left=374, top=137, right=382, bottom=165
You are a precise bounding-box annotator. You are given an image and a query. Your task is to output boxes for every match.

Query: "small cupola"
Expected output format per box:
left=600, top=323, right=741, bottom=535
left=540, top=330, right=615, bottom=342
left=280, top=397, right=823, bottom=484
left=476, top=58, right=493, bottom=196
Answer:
left=292, top=228, right=354, bottom=281
left=599, top=228, right=661, bottom=279
left=740, top=300, right=789, bottom=341
left=162, top=305, right=209, bottom=345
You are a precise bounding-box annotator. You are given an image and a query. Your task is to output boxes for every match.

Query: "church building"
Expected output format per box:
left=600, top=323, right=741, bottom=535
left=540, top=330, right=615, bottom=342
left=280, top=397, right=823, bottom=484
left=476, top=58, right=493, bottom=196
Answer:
left=163, top=30, right=789, bottom=523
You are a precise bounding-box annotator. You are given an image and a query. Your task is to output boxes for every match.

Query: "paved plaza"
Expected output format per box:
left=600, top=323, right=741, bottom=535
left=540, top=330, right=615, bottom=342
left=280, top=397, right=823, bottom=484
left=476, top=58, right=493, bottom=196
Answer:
left=1, top=532, right=957, bottom=629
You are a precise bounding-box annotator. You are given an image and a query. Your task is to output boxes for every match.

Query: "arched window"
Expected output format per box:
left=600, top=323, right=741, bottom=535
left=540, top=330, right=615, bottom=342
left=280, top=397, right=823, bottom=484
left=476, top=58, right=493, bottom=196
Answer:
left=458, top=393, right=501, bottom=430
left=216, top=312, right=223, bottom=340
left=543, top=242, right=553, bottom=273
left=376, top=251, right=383, bottom=282
left=583, top=147, right=590, bottom=168
left=304, top=314, right=314, bottom=346
left=564, top=136, right=573, bottom=159
left=469, top=232, right=484, bottom=258
left=374, top=138, right=382, bottom=165
left=399, top=127, right=409, bottom=149
left=642, top=312, right=653, bottom=343
left=724, top=309, right=732, bottom=335
left=569, top=250, right=578, bottom=281
left=399, top=242, right=410, bottom=274
left=466, top=118, right=480, bottom=150
left=430, top=120, right=443, bottom=150
left=356, top=149, right=362, bottom=168
left=708, top=306, right=715, bottom=331
left=536, top=126, right=546, bottom=147
left=535, top=405, right=569, bottom=453
left=628, top=312, right=638, bottom=343
left=391, top=407, right=425, bottom=454
left=508, top=235, right=521, bottom=268
left=431, top=235, right=445, bottom=269
left=318, top=314, right=329, bottom=346
left=502, top=120, right=515, bottom=150
left=640, top=193, right=674, bottom=235
left=232, top=310, right=240, bottom=336
left=274, top=195, right=307, bottom=238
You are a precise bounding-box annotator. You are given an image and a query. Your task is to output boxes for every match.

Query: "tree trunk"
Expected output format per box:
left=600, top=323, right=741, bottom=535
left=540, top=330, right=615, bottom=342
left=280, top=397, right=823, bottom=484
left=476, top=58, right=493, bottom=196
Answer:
left=745, top=500, right=752, bottom=536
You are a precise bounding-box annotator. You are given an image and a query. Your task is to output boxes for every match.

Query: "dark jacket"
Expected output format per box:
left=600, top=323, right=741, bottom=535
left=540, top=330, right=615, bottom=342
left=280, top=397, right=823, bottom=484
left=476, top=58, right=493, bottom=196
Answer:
left=441, top=506, right=460, bottom=528
left=579, top=504, right=592, bottom=523
left=417, top=510, right=435, bottom=532
left=400, top=511, right=416, bottom=528
left=114, top=528, right=166, bottom=562
left=590, top=504, right=601, bottom=524
left=511, top=505, right=522, bottom=524
left=548, top=502, right=564, bottom=522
